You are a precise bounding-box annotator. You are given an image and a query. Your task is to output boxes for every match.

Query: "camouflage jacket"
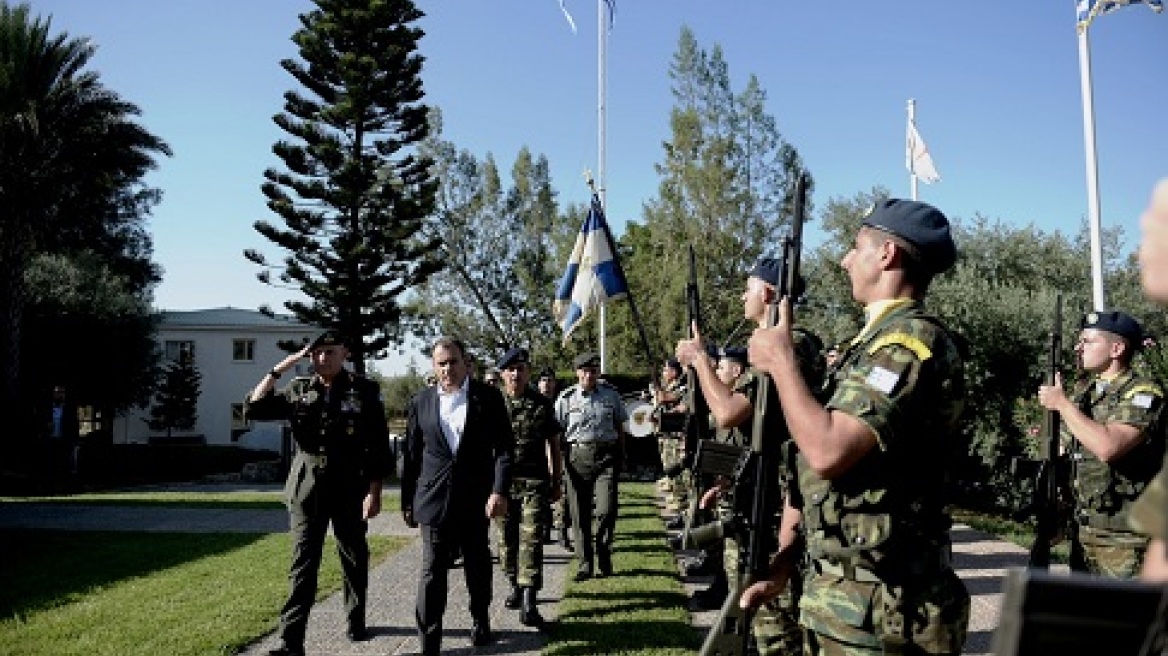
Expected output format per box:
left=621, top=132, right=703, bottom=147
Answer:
left=503, top=387, right=562, bottom=480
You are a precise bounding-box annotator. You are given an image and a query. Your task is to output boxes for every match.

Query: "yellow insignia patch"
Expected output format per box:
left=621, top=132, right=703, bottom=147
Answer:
left=867, top=333, right=933, bottom=361
left=1124, top=384, right=1164, bottom=400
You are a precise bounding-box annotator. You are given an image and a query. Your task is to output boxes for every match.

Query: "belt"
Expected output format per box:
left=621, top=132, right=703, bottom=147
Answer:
left=568, top=439, right=616, bottom=446
left=811, top=558, right=882, bottom=583
left=301, top=451, right=328, bottom=468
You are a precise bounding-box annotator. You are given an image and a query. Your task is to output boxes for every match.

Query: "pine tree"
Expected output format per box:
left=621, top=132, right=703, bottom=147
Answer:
left=247, top=0, right=440, bottom=372
left=146, top=348, right=201, bottom=439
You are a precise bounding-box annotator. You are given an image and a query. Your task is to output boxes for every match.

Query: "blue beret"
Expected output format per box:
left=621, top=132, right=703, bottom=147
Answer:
left=1082, top=310, right=1143, bottom=343
left=496, top=347, right=529, bottom=370
left=862, top=199, right=957, bottom=274
left=718, top=346, right=749, bottom=367
left=750, top=257, right=781, bottom=286
left=309, top=331, right=346, bottom=350
left=573, top=352, right=600, bottom=369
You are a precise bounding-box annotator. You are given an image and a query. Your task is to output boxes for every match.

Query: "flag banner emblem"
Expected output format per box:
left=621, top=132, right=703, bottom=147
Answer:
left=906, top=119, right=941, bottom=184
left=553, top=196, right=630, bottom=343
left=1077, top=0, right=1163, bottom=30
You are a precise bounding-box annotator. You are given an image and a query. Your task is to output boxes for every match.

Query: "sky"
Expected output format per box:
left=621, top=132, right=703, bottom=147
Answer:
left=27, top=1, right=1168, bottom=374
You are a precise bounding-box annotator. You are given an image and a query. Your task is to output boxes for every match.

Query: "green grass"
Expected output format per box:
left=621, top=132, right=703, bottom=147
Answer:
left=548, top=482, right=697, bottom=656
left=0, top=490, right=401, bottom=512
left=952, top=508, right=1070, bottom=563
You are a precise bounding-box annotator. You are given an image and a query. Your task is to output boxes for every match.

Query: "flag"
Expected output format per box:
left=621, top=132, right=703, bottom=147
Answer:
left=553, top=196, right=630, bottom=343
left=558, top=0, right=617, bottom=34
left=906, top=119, right=941, bottom=184
left=1077, top=0, right=1163, bottom=30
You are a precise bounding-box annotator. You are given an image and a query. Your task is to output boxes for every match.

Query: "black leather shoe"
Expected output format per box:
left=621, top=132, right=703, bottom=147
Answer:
left=597, top=551, right=613, bottom=577
left=266, top=646, right=305, bottom=656
left=504, top=584, right=522, bottom=609
left=573, top=566, right=593, bottom=582
left=520, top=587, right=544, bottom=627
left=471, top=620, right=493, bottom=646
left=346, top=625, right=368, bottom=642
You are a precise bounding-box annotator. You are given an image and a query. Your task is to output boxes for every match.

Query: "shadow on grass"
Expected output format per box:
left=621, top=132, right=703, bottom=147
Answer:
left=0, top=529, right=268, bottom=619
left=549, top=616, right=696, bottom=655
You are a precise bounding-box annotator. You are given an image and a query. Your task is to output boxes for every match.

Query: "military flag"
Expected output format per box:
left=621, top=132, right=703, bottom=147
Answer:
left=1076, top=0, right=1162, bottom=30
left=906, top=118, right=941, bottom=185
left=553, top=195, right=630, bottom=343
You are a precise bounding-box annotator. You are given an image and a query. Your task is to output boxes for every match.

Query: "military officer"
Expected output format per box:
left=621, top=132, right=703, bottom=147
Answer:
left=245, top=331, right=391, bottom=656
left=743, top=199, right=970, bottom=655
left=538, top=368, right=572, bottom=549
left=1037, top=310, right=1165, bottom=577
left=653, top=358, right=689, bottom=524
left=555, top=352, right=629, bottom=580
left=494, top=348, right=563, bottom=627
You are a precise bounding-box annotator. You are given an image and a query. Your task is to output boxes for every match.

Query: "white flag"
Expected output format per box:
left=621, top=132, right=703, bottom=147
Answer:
left=906, top=120, right=941, bottom=184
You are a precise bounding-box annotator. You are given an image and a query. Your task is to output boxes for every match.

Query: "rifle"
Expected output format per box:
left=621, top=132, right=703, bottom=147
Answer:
left=700, top=173, right=808, bottom=656
left=679, top=244, right=714, bottom=548
left=1029, top=294, right=1064, bottom=569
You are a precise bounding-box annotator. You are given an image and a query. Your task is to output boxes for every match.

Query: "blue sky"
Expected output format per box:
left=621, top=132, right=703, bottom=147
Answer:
left=28, top=1, right=1168, bottom=372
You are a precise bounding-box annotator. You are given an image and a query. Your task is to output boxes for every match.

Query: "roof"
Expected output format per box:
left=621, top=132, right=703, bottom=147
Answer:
left=159, top=307, right=316, bottom=330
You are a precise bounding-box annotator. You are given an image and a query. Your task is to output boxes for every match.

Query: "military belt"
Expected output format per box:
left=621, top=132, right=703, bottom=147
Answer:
left=568, top=439, right=616, bottom=447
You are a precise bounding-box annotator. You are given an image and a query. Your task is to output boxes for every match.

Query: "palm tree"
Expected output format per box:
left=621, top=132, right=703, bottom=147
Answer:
left=0, top=2, right=170, bottom=432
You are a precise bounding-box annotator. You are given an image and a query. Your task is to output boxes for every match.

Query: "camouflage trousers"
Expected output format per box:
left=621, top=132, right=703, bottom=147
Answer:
left=799, top=564, right=969, bottom=656
left=494, top=477, right=549, bottom=589
left=658, top=435, right=689, bottom=511
left=724, top=533, right=804, bottom=656
left=551, top=476, right=571, bottom=530
left=1071, top=524, right=1149, bottom=578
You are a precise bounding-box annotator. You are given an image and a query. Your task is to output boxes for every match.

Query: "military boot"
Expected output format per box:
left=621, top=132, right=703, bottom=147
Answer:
left=504, top=581, right=522, bottom=609
left=520, top=587, right=544, bottom=627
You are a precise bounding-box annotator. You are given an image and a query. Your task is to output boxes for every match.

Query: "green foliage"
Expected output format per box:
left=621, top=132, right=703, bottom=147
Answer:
left=376, top=364, right=428, bottom=419
left=250, top=0, right=441, bottom=371
left=145, top=348, right=201, bottom=438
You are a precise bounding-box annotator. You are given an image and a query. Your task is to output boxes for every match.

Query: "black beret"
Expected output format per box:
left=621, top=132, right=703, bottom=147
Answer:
left=718, top=346, right=749, bottom=367
left=664, top=358, right=683, bottom=373
left=496, top=347, right=529, bottom=370
left=309, top=331, right=346, bottom=350
left=573, top=352, right=600, bottom=369
left=1082, top=310, right=1143, bottom=343
left=750, top=257, right=781, bottom=286
left=862, top=199, right=957, bottom=274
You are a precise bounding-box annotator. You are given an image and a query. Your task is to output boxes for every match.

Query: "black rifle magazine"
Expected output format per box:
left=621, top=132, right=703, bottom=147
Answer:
left=992, top=567, right=1168, bottom=656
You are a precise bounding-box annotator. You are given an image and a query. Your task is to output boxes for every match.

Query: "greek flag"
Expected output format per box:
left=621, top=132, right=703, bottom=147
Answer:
left=558, top=0, right=616, bottom=34
left=1077, top=0, right=1163, bottom=30
left=553, top=196, right=629, bottom=343
left=907, top=119, right=941, bottom=184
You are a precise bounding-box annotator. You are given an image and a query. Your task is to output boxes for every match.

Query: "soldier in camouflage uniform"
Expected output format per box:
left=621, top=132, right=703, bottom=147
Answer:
left=653, top=359, right=689, bottom=521
left=1037, top=310, right=1165, bottom=578
left=538, top=368, right=572, bottom=548
left=744, top=199, right=970, bottom=655
left=493, top=348, right=563, bottom=627
left=676, top=255, right=827, bottom=655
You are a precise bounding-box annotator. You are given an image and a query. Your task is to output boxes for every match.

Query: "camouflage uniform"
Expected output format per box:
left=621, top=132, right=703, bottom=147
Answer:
left=1130, top=464, right=1168, bottom=539
left=794, top=300, right=969, bottom=656
left=1066, top=370, right=1165, bottom=577
left=495, top=387, right=561, bottom=590
left=655, top=377, right=689, bottom=513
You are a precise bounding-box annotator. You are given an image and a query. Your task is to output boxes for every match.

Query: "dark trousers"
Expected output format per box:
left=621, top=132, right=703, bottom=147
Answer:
left=416, top=514, right=493, bottom=654
left=279, top=493, right=368, bottom=647
left=565, top=441, right=619, bottom=570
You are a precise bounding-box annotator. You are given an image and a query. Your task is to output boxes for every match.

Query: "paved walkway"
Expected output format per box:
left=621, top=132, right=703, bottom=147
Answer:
left=0, top=482, right=1045, bottom=654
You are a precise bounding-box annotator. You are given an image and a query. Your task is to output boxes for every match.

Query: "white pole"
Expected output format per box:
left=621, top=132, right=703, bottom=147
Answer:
left=908, top=99, right=919, bottom=202
left=597, top=0, right=609, bottom=373
left=1078, top=27, right=1107, bottom=311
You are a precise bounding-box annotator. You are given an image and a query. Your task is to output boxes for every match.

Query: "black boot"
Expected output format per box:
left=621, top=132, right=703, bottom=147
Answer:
left=504, top=583, right=522, bottom=609
left=559, top=526, right=572, bottom=550
left=520, top=587, right=544, bottom=627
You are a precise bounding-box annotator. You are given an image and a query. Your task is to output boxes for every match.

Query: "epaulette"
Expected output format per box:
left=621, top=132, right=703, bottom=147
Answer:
left=867, top=332, right=933, bottom=361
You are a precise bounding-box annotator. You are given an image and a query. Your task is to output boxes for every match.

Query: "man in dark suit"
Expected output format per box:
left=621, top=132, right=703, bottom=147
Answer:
left=401, top=336, right=514, bottom=656
left=245, top=331, right=391, bottom=656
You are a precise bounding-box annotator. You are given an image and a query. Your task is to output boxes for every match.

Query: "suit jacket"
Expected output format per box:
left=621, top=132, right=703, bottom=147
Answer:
left=401, top=380, right=514, bottom=526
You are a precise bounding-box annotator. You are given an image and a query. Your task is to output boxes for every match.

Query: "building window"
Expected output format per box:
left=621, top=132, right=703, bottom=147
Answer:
left=230, top=403, right=249, bottom=442
left=164, top=340, right=195, bottom=362
left=232, top=339, right=256, bottom=362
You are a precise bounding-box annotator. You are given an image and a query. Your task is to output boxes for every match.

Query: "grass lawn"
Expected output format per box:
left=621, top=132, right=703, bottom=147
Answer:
left=548, top=482, right=697, bottom=656
left=0, top=490, right=401, bottom=512
left=0, top=497, right=408, bottom=656
left=952, top=508, right=1070, bottom=563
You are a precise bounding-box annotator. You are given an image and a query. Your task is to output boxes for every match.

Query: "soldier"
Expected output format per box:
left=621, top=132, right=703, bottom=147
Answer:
left=652, top=358, right=689, bottom=526
left=245, top=332, right=391, bottom=656
left=743, top=199, right=970, bottom=655
left=1036, top=311, right=1165, bottom=577
left=556, top=351, right=629, bottom=580
left=493, top=348, right=563, bottom=627
left=538, top=367, right=572, bottom=549
left=677, top=256, right=823, bottom=655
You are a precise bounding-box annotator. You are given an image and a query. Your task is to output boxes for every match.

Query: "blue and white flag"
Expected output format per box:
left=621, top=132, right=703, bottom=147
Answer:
left=558, top=0, right=617, bottom=34
left=553, top=196, right=630, bottom=343
left=1077, top=0, right=1162, bottom=30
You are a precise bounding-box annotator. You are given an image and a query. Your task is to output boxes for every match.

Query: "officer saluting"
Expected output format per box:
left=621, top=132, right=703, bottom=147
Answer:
left=556, top=352, right=629, bottom=581
left=245, top=331, right=391, bottom=656
left=494, top=347, right=563, bottom=627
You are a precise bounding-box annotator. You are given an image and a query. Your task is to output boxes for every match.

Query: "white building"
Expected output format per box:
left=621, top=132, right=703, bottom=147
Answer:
left=112, top=307, right=317, bottom=451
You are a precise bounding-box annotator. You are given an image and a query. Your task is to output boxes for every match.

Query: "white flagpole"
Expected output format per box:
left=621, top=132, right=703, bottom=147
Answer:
left=1078, top=25, right=1107, bottom=311
left=597, top=0, right=610, bottom=373
left=908, top=99, right=919, bottom=202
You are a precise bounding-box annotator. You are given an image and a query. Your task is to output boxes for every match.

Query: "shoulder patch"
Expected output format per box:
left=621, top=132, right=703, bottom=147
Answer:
left=867, top=333, right=933, bottom=361
left=1125, top=383, right=1164, bottom=399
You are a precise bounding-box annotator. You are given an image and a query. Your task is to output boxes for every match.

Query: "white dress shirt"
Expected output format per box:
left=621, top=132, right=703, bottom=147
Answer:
left=438, top=376, right=469, bottom=453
